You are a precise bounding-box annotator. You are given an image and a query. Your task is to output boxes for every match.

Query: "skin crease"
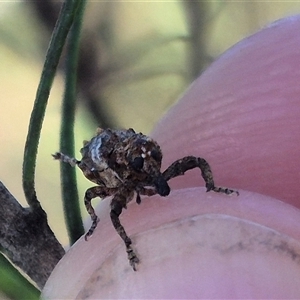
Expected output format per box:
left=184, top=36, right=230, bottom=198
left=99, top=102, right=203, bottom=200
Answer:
left=42, top=16, right=300, bottom=299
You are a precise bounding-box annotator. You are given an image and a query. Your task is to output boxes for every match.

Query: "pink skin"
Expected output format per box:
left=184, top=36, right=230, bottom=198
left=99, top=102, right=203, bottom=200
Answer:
left=42, top=16, right=300, bottom=299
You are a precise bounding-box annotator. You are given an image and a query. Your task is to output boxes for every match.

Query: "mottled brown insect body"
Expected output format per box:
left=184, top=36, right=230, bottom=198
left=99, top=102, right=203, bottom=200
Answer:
left=53, top=128, right=238, bottom=270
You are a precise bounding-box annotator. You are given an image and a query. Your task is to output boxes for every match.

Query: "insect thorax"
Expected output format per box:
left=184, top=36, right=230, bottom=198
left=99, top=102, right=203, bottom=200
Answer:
left=77, top=128, right=163, bottom=189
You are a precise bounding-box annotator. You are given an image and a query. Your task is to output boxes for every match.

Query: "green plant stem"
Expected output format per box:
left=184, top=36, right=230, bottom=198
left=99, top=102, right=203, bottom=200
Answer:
left=22, top=0, right=83, bottom=210
left=60, top=0, right=86, bottom=244
left=0, top=253, right=40, bottom=300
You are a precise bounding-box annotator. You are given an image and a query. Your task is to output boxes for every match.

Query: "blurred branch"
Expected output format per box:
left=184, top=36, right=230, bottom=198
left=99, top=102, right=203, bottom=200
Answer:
left=184, top=1, right=209, bottom=79
left=27, top=0, right=60, bottom=30
left=77, top=33, right=189, bottom=128
left=60, top=0, right=86, bottom=244
left=0, top=182, right=64, bottom=289
left=76, top=35, right=117, bottom=128
left=0, top=252, right=40, bottom=299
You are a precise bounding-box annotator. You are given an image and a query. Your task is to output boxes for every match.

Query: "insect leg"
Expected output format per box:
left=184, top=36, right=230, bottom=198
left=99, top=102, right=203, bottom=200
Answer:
left=52, top=152, right=79, bottom=167
left=135, top=187, right=157, bottom=204
left=84, top=186, right=116, bottom=240
left=162, top=156, right=238, bottom=195
left=110, top=194, right=139, bottom=271
left=136, top=192, right=141, bottom=205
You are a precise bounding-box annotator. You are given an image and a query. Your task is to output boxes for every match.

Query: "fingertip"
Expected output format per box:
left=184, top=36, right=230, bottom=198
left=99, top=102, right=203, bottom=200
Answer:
left=152, top=16, right=300, bottom=208
left=43, top=188, right=300, bottom=299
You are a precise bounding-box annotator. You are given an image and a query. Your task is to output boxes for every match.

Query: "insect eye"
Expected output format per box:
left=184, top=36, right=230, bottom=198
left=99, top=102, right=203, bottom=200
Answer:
left=131, top=156, right=144, bottom=171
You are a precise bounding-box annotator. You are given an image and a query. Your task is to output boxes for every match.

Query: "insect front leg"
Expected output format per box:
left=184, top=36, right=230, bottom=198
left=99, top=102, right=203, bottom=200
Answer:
left=162, top=156, right=238, bottom=195
left=84, top=186, right=117, bottom=240
left=52, top=152, right=79, bottom=167
left=110, top=193, right=139, bottom=271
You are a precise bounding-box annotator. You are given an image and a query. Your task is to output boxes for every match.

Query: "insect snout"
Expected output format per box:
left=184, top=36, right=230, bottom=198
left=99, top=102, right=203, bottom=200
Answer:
left=155, top=175, right=170, bottom=196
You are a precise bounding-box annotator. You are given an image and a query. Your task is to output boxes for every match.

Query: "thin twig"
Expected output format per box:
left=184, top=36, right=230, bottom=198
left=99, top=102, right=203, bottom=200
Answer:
left=22, top=0, right=83, bottom=210
left=60, top=0, right=86, bottom=244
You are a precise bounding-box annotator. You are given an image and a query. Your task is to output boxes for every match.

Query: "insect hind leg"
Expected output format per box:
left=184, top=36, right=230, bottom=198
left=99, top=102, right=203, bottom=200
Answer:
left=110, top=194, right=139, bottom=271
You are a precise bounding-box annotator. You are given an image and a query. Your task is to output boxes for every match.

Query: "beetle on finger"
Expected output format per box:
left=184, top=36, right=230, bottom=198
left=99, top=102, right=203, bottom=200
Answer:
left=53, top=128, right=238, bottom=270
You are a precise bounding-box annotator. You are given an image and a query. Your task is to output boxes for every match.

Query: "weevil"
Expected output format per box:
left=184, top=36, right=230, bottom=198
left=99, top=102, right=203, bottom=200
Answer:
left=53, top=128, right=238, bottom=270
